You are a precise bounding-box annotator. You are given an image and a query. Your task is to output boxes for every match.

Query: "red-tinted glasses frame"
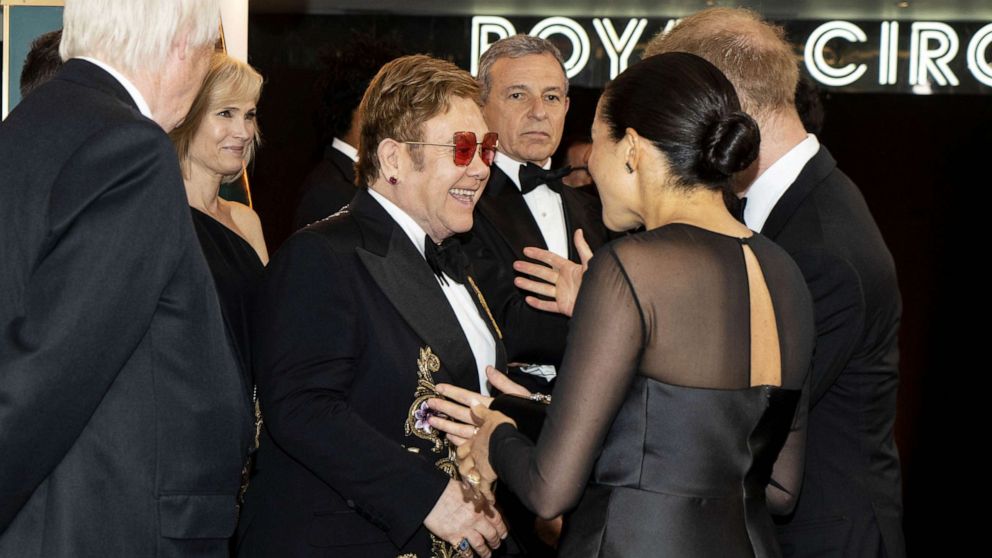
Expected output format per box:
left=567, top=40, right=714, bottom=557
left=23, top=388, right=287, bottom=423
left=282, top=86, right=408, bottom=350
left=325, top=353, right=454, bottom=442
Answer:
left=404, top=131, right=499, bottom=167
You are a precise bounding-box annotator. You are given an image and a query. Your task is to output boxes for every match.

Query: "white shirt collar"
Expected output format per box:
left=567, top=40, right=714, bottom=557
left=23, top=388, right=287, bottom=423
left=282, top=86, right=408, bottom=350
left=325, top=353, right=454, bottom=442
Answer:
left=332, top=137, right=359, bottom=163
left=743, top=134, right=820, bottom=232
left=494, top=152, right=551, bottom=191
left=367, top=187, right=428, bottom=257
left=77, top=57, right=153, bottom=120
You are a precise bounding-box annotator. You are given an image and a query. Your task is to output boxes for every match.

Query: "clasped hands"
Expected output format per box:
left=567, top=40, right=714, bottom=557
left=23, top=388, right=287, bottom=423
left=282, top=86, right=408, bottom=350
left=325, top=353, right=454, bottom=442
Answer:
left=427, top=366, right=529, bottom=503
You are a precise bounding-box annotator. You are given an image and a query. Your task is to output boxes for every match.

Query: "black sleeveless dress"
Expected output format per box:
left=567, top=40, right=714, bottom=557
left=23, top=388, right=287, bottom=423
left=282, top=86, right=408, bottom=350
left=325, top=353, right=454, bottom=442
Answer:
left=489, top=223, right=815, bottom=557
left=191, top=208, right=264, bottom=384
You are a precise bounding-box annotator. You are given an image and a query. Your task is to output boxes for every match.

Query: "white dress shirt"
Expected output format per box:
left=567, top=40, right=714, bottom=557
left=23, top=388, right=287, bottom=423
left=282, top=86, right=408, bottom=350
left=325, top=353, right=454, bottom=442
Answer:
left=77, top=57, right=152, bottom=120
left=742, top=134, right=820, bottom=232
left=368, top=188, right=497, bottom=395
left=493, top=152, right=565, bottom=381
left=494, top=152, right=569, bottom=258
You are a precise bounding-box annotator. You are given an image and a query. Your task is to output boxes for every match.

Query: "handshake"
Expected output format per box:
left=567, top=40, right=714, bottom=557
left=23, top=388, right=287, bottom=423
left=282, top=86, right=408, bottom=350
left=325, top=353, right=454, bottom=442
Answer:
left=422, top=366, right=531, bottom=557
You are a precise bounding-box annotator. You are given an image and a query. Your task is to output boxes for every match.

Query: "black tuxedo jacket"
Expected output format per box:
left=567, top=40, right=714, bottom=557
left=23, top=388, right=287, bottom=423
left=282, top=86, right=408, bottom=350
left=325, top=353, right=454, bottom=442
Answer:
left=768, top=147, right=905, bottom=558
left=0, top=60, right=252, bottom=557
left=294, top=145, right=358, bottom=229
left=237, top=189, right=507, bottom=557
left=464, top=164, right=608, bottom=373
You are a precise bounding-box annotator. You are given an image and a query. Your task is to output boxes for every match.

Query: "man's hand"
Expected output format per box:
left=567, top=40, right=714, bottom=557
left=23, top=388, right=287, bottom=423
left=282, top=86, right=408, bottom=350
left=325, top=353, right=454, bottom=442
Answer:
left=513, top=229, right=593, bottom=317
left=424, top=478, right=507, bottom=557
left=428, top=367, right=531, bottom=446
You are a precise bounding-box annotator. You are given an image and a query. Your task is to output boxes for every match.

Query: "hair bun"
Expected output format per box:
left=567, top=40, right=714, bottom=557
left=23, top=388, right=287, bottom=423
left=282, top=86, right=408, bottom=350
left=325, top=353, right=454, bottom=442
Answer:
left=698, top=111, right=760, bottom=179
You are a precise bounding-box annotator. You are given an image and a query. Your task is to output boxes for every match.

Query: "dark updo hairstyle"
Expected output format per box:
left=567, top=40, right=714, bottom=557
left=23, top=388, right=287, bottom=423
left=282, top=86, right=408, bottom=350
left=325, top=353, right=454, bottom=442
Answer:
left=599, top=52, right=760, bottom=192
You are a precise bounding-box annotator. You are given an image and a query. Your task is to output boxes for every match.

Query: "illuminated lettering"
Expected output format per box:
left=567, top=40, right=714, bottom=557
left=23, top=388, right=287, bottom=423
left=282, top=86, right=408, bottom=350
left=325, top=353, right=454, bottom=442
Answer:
left=529, top=17, right=591, bottom=78
left=470, top=16, right=516, bottom=76
left=879, top=21, right=899, bottom=85
left=967, top=22, right=992, bottom=87
left=592, top=18, right=648, bottom=79
left=910, top=22, right=960, bottom=86
left=805, top=21, right=869, bottom=87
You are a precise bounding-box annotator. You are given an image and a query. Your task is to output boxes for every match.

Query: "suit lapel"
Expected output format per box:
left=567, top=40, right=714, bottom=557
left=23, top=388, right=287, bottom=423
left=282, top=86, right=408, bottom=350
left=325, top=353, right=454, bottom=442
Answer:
left=328, top=146, right=357, bottom=185
left=761, top=146, right=837, bottom=240
left=351, top=191, right=481, bottom=392
left=561, top=185, right=606, bottom=262
left=477, top=166, right=548, bottom=259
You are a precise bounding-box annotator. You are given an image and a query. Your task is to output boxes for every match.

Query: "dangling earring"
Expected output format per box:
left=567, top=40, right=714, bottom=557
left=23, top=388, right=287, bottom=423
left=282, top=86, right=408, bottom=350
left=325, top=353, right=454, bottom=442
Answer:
left=388, top=176, right=398, bottom=185
left=625, top=162, right=634, bottom=174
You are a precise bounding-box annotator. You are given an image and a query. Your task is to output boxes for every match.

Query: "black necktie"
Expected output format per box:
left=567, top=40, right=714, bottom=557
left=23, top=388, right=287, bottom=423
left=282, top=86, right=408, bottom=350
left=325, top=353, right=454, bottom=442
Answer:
left=519, top=163, right=571, bottom=194
left=424, top=235, right=468, bottom=286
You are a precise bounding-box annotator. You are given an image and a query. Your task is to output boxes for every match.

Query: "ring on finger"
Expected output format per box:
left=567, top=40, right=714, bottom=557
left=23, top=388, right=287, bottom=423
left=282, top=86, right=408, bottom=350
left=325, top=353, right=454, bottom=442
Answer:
left=465, top=470, right=481, bottom=485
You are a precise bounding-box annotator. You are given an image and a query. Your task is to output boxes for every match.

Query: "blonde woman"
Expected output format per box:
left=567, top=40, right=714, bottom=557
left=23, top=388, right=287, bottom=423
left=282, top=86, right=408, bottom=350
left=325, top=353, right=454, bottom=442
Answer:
left=171, top=52, right=267, bottom=378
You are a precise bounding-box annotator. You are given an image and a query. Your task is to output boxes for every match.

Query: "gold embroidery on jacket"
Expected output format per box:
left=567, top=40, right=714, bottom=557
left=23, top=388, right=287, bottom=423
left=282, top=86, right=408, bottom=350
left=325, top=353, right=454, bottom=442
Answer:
left=404, top=346, right=461, bottom=557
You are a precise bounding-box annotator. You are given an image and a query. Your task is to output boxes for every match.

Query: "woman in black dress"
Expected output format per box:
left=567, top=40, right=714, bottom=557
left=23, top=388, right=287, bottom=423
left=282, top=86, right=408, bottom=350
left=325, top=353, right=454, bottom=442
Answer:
left=170, top=53, right=267, bottom=380
left=430, top=52, right=815, bottom=557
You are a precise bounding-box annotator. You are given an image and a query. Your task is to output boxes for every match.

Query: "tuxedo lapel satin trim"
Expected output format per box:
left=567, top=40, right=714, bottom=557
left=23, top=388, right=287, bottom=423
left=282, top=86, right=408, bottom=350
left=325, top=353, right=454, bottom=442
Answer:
left=762, top=147, right=837, bottom=240
left=477, top=166, right=549, bottom=259
left=351, top=190, right=481, bottom=392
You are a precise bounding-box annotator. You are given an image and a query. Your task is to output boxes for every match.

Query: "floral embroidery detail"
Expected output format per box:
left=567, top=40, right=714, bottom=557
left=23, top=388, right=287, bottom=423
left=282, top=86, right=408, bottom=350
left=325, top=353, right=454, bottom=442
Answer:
left=405, top=347, right=447, bottom=453
left=413, top=401, right=437, bottom=435
left=404, top=347, right=461, bottom=557
left=431, top=534, right=459, bottom=558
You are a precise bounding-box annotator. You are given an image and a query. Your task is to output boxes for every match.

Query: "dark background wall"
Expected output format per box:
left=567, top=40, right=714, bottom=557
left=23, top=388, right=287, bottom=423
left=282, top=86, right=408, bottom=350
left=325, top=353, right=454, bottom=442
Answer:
left=246, top=13, right=984, bottom=555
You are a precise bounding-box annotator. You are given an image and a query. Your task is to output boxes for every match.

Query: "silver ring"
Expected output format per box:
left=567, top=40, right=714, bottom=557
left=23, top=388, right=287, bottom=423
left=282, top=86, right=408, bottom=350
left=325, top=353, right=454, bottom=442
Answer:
left=458, top=537, right=471, bottom=553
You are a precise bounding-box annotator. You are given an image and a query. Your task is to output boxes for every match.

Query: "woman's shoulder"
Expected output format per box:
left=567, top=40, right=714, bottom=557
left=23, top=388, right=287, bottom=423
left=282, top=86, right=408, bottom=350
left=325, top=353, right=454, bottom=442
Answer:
left=222, top=200, right=268, bottom=263
left=225, top=200, right=262, bottom=228
left=603, top=223, right=715, bottom=258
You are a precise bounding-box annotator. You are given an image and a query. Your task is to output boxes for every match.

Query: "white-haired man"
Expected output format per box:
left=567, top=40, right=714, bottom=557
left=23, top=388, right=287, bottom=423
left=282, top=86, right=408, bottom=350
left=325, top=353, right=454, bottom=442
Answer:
left=0, top=1, right=251, bottom=556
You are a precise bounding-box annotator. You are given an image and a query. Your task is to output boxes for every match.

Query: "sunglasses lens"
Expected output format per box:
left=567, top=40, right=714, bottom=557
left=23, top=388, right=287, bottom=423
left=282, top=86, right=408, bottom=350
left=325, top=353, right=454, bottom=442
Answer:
left=480, top=132, right=498, bottom=166
left=452, top=132, right=476, bottom=166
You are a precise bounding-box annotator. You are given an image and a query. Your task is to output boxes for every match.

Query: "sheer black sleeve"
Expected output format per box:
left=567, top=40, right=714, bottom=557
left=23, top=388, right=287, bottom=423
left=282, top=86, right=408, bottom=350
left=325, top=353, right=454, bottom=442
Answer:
left=766, top=372, right=809, bottom=515
left=487, top=226, right=815, bottom=521
left=489, top=247, right=643, bottom=519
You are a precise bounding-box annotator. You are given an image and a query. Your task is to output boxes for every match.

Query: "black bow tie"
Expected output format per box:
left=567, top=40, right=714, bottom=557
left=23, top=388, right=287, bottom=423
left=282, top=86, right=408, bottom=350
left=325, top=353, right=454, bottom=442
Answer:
left=424, top=235, right=468, bottom=286
left=519, top=163, right=571, bottom=194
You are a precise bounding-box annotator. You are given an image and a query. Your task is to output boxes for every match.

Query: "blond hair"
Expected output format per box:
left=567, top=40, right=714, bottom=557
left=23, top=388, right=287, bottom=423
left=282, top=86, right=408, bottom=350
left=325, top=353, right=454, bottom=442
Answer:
left=645, top=8, right=799, bottom=120
left=355, top=54, right=481, bottom=188
left=170, top=53, right=263, bottom=184
left=61, top=0, right=220, bottom=75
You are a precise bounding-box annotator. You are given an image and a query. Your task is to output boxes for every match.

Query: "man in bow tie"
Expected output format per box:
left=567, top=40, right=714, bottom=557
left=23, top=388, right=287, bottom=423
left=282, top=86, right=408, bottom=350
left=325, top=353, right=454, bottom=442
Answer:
left=460, top=34, right=610, bottom=556
left=466, top=35, right=609, bottom=400
left=237, top=55, right=511, bottom=558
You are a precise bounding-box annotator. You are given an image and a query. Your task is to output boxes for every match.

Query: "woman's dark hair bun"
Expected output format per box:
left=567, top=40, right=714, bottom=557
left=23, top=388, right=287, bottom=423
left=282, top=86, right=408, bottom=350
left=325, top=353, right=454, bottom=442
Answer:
left=698, top=111, right=760, bottom=179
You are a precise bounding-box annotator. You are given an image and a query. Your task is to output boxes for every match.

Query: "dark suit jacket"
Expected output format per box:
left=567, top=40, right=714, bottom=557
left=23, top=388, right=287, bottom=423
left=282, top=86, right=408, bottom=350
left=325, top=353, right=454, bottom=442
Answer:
left=236, top=189, right=507, bottom=557
left=294, top=145, right=357, bottom=229
left=768, top=147, right=905, bottom=558
left=464, top=164, right=608, bottom=377
left=0, top=59, right=252, bottom=557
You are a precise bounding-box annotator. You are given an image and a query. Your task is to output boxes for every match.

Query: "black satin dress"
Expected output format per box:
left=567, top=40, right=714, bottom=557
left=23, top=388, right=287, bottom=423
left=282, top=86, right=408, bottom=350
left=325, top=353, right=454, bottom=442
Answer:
left=489, top=224, right=815, bottom=557
left=191, top=208, right=264, bottom=383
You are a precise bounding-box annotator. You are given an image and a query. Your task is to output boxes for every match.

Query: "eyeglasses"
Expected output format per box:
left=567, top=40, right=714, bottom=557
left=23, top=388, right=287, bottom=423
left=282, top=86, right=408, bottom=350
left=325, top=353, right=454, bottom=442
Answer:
left=404, top=131, right=499, bottom=167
